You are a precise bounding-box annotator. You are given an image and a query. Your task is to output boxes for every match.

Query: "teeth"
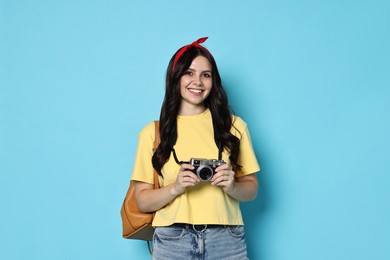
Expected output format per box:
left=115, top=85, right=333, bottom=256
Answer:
left=189, top=89, right=202, bottom=93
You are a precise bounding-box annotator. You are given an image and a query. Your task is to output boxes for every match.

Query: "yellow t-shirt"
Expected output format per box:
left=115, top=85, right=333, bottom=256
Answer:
left=131, top=109, right=260, bottom=226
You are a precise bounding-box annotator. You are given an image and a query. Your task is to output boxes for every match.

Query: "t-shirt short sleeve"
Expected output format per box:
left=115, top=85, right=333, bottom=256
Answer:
left=131, top=122, right=156, bottom=184
left=232, top=117, right=260, bottom=177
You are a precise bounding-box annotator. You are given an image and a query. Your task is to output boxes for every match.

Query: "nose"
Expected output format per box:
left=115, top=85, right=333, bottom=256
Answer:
left=192, top=74, right=203, bottom=86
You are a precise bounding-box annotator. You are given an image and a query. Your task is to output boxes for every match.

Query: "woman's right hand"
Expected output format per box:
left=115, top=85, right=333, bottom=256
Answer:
left=171, top=164, right=200, bottom=196
left=134, top=164, right=200, bottom=212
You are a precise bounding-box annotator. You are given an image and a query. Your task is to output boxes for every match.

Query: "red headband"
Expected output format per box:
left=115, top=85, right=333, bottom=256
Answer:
left=172, top=37, right=212, bottom=74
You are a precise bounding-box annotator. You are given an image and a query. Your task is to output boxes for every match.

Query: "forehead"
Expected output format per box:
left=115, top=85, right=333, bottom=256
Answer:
left=188, top=56, right=212, bottom=70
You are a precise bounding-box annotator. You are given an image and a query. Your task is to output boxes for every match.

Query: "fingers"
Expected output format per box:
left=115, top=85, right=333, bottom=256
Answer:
left=176, top=164, right=200, bottom=187
left=179, top=174, right=199, bottom=184
left=180, top=163, right=195, bottom=172
left=211, top=173, right=234, bottom=186
left=211, top=164, right=235, bottom=187
left=179, top=164, right=197, bottom=180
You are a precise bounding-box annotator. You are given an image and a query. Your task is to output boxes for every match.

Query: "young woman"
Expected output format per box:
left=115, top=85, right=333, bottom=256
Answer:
left=131, top=37, right=260, bottom=259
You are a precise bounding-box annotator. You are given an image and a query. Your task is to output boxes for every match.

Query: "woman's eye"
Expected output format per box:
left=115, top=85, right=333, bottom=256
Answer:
left=184, top=71, right=193, bottom=76
left=203, top=73, right=212, bottom=78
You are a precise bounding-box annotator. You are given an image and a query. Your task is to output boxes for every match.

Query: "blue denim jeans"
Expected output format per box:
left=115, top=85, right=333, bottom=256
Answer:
left=152, top=224, right=249, bottom=260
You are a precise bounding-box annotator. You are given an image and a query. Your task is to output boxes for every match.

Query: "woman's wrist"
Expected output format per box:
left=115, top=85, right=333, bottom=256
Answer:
left=169, top=184, right=183, bottom=197
left=225, top=182, right=237, bottom=197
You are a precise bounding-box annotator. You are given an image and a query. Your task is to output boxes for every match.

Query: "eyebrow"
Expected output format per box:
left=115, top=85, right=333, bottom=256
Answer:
left=187, top=68, right=212, bottom=73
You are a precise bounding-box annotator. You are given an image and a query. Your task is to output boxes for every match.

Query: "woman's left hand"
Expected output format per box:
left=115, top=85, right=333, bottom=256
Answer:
left=211, top=163, right=236, bottom=194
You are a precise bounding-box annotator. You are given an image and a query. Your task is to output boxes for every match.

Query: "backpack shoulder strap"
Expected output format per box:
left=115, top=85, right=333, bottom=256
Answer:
left=153, top=121, right=160, bottom=189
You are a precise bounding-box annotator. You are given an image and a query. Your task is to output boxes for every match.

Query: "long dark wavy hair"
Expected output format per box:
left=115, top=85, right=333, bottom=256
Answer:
left=152, top=45, right=242, bottom=176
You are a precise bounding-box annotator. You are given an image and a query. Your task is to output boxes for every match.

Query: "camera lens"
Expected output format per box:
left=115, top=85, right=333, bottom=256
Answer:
left=198, top=166, right=213, bottom=181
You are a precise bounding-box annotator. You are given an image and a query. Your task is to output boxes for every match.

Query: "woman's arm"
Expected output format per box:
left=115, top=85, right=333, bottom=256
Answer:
left=227, top=173, right=258, bottom=201
left=134, top=164, right=200, bottom=212
left=133, top=181, right=180, bottom=212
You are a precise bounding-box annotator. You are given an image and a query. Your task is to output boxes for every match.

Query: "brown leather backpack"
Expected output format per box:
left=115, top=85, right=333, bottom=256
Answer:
left=121, top=121, right=160, bottom=246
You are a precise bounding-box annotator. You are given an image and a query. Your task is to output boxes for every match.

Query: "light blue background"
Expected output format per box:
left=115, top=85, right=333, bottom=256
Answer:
left=1, top=0, right=389, bottom=259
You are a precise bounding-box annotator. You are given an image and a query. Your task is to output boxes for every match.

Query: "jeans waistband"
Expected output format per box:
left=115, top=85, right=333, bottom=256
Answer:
left=172, top=223, right=225, bottom=232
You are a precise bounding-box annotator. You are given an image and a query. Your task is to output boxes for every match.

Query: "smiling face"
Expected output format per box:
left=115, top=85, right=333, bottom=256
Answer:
left=178, top=55, right=213, bottom=115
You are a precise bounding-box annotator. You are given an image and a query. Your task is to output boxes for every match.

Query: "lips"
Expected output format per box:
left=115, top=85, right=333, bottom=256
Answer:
left=188, top=88, right=204, bottom=94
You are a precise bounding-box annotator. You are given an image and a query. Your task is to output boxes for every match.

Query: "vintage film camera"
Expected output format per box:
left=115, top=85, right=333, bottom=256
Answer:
left=189, top=158, right=225, bottom=181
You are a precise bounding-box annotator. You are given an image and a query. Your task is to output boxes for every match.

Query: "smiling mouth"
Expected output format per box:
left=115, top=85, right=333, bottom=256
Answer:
left=188, top=88, right=204, bottom=93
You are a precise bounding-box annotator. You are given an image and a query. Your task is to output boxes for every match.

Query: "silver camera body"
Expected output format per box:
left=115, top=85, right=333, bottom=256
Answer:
left=189, top=158, right=225, bottom=181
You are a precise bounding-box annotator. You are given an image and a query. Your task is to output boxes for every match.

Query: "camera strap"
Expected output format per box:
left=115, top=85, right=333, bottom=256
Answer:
left=172, top=142, right=222, bottom=165
left=172, top=111, right=223, bottom=165
left=172, top=148, right=188, bottom=165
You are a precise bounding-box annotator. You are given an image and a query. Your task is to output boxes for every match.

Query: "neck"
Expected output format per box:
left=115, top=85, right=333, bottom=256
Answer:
left=178, top=104, right=207, bottom=116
